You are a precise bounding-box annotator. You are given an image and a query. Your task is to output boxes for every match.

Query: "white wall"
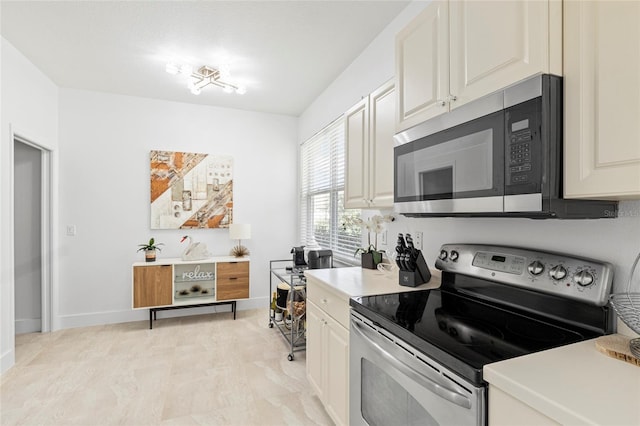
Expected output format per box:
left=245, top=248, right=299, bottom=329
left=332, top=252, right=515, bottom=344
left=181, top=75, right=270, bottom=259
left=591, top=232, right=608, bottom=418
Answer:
left=57, top=89, right=298, bottom=328
left=298, top=1, right=429, bottom=143
left=1, top=38, right=59, bottom=373
left=378, top=204, right=640, bottom=293
left=298, top=1, right=640, bottom=333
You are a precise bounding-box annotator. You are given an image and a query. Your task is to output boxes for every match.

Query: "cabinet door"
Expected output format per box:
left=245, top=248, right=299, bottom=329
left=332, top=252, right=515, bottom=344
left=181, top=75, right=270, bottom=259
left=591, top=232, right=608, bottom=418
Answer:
left=396, top=0, right=449, bottom=132
left=306, top=301, right=324, bottom=399
left=345, top=97, right=370, bottom=209
left=449, top=0, right=549, bottom=109
left=369, top=80, right=395, bottom=208
left=133, top=265, right=172, bottom=308
left=324, top=314, right=350, bottom=426
left=489, top=386, right=560, bottom=426
left=564, top=0, right=640, bottom=199
left=216, top=261, right=250, bottom=300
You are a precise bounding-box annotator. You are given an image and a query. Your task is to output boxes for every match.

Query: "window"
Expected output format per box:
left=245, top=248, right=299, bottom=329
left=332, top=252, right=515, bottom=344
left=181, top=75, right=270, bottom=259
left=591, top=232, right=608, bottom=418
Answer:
left=300, top=117, right=361, bottom=264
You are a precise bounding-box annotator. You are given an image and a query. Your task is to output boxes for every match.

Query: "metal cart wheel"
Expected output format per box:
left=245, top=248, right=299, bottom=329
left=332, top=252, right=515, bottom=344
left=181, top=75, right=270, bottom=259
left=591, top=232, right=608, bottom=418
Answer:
left=268, top=322, right=273, bottom=328
left=287, top=353, right=294, bottom=361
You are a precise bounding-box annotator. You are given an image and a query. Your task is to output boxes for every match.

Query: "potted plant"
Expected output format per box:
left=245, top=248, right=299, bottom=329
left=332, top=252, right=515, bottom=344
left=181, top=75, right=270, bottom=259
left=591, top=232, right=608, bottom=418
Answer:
left=137, top=237, right=164, bottom=262
left=345, top=214, right=394, bottom=269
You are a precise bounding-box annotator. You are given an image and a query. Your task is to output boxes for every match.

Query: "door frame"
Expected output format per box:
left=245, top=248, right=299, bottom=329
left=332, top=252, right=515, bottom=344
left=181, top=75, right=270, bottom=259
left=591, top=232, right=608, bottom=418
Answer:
left=11, top=126, right=54, bottom=333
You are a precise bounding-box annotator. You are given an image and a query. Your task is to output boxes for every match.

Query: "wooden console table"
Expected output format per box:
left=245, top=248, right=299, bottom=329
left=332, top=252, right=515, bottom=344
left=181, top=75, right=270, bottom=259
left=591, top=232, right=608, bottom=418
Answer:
left=132, top=256, right=249, bottom=329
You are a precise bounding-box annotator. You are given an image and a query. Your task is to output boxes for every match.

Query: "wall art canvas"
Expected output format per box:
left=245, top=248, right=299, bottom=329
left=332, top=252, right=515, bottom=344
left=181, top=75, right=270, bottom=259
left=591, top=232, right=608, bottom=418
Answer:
left=150, top=150, right=233, bottom=229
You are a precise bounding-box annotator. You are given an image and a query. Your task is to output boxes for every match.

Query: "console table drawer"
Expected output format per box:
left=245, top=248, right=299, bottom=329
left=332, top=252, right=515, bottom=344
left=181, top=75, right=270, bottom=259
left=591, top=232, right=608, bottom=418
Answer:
left=217, top=261, right=249, bottom=279
left=217, top=261, right=250, bottom=300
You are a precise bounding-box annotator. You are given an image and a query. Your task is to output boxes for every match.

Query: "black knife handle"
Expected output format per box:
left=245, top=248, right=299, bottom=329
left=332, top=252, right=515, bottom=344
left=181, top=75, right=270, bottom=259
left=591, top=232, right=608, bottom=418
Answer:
left=397, top=233, right=407, bottom=250
left=406, top=234, right=414, bottom=249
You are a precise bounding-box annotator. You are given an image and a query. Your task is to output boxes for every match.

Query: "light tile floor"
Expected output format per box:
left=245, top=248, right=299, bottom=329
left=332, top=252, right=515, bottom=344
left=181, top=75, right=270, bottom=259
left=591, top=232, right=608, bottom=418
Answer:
left=1, top=309, right=333, bottom=426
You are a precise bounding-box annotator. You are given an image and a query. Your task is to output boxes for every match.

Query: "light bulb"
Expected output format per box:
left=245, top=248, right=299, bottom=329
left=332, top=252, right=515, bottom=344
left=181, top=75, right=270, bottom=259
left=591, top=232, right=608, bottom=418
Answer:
left=166, top=62, right=179, bottom=75
left=235, top=86, right=247, bottom=95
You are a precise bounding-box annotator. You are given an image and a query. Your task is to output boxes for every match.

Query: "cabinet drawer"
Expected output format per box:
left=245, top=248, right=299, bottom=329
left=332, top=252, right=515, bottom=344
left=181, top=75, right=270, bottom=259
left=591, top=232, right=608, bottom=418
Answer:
left=217, top=261, right=249, bottom=280
left=217, top=278, right=249, bottom=300
left=216, top=262, right=249, bottom=300
left=307, top=280, right=350, bottom=329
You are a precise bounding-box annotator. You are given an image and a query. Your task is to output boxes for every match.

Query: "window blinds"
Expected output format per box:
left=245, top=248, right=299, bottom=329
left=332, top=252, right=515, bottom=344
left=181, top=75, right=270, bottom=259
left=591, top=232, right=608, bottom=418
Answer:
left=300, top=117, right=361, bottom=264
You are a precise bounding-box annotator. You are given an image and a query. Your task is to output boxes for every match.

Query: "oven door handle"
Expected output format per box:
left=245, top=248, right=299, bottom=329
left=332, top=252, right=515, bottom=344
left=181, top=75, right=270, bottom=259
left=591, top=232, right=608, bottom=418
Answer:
left=351, top=319, right=472, bottom=409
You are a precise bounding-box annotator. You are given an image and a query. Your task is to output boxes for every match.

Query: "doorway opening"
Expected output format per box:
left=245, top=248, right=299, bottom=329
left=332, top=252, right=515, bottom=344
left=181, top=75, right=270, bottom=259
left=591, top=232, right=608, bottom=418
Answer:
left=13, top=135, right=52, bottom=334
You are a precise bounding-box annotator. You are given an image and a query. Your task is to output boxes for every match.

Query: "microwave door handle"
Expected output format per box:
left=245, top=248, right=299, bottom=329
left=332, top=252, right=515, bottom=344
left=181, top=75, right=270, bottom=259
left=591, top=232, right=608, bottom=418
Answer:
left=351, top=319, right=472, bottom=409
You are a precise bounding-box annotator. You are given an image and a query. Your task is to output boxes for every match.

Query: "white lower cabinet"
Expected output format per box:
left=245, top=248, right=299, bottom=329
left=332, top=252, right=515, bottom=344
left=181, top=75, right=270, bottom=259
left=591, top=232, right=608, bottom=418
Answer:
left=306, top=299, right=349, bottom=426
left=306, top=300, right=325, bottom=399
left=489, top=385, right=560, bottom=426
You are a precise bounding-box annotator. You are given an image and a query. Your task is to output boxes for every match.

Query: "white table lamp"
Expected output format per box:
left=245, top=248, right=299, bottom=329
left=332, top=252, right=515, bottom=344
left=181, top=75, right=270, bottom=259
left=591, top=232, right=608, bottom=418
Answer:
left=229, top=223, right=251, bottom=257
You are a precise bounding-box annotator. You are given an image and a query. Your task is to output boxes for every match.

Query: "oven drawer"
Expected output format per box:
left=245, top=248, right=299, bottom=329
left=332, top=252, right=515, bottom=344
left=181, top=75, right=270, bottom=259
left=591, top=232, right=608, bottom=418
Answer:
left=306, top=277, right=350, bottom=328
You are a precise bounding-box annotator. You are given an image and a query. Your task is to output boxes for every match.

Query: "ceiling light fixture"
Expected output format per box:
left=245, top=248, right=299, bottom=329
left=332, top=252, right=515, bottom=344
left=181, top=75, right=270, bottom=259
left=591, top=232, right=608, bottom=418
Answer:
left=166, top=62, right=246, bottom=95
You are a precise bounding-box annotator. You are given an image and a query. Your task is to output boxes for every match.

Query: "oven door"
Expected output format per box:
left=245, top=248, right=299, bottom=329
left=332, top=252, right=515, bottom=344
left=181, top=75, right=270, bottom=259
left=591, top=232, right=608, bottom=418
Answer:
left=394, top=109, right=505, bottom=215
left=350, top=313, right=485, bottom=426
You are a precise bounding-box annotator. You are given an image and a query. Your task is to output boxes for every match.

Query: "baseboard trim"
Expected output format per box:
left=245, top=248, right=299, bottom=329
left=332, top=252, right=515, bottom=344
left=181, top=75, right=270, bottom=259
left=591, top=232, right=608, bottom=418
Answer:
left=1, top=348, right=16, bottom=375
left=15, top=318, right=42, bottom=334
left=57, top=297, right=268, bottom=330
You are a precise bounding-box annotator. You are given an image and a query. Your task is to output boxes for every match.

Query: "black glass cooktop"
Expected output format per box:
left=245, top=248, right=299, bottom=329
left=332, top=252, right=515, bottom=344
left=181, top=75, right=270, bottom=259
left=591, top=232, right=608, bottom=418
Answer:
left=350, top=288, right=603, bottom=385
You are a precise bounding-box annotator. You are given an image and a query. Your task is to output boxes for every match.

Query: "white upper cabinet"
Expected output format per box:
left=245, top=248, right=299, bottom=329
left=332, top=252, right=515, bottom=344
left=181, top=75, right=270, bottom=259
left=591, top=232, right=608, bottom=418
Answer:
left=345, top=97, right=369, bottom=208
left=396, top=0, right=561, bottom=132
left=345, top=80, right=395, bottom=209
left=396, top=0, right=449, bottom=130
left=449, top=0, right=552, bottom=108
left=369, top=81, right=396, bottom=208
left=564, top=0, right=640, bottom=199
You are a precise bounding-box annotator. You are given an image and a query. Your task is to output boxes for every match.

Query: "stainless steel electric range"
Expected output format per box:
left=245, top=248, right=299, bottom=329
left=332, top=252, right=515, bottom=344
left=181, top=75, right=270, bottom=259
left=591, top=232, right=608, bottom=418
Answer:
left=349, top=244, right=616, bottom=426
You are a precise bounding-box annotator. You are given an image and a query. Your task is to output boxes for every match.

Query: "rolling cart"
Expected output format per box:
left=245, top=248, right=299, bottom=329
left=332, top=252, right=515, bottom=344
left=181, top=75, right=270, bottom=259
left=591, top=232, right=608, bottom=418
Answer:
left=268, top=259, right=306, bottom=361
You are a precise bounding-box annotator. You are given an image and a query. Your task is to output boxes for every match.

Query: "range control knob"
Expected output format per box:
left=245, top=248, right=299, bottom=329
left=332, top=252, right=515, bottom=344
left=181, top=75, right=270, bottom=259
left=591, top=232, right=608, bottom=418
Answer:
left=527, top=260, right=545, bottom=276
left=574, top=270, right=594, bottom=287
left=549, top=265, right=568, bottom=281
left=439, top=250, right=448, bottom=261
left=450, top=250, right=459, bottom=262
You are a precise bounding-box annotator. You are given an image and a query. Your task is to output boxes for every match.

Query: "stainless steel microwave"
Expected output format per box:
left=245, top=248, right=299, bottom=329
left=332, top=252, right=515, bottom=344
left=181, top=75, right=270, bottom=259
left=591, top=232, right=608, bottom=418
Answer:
left=393, top=74, right=618, bottom=219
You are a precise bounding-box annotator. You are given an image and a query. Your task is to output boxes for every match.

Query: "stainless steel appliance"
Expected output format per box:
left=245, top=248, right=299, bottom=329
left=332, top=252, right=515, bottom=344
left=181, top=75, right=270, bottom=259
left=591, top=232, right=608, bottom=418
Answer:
left=307, top=249, right=333, bottom=269
left=393, top=75, right=618, bottom=218
left=350, top=244, right=615, bottom=426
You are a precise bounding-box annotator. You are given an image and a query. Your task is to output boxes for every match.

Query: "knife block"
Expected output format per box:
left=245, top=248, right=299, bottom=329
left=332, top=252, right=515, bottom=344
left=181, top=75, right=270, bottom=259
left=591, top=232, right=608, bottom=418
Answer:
left=399, top=252, right=432, bottom=287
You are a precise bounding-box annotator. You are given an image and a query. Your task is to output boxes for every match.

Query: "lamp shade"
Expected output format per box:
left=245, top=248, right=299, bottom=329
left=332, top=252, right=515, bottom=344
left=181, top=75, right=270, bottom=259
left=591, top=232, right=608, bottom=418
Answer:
left=229, top=223, right=251, bottom=240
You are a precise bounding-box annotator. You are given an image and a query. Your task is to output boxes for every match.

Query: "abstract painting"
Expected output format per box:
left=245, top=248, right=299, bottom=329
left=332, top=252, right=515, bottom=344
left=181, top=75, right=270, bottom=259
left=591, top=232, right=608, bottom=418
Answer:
left=150, top=150, right=233, bottom=229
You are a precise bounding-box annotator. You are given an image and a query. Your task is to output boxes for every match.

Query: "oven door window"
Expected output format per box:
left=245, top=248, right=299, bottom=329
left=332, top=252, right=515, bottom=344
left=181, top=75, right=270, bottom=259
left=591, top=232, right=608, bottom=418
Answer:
left=350, top=316, right=484, bottom=426
left=361, top=358, right=437, bottom=426
left=395, top=110, right=504, bottom=202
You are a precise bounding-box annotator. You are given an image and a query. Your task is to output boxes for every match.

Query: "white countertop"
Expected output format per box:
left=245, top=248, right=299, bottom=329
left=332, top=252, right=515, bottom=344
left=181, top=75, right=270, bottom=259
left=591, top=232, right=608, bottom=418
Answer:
left=484, top=338, right=640, bottom=426
left=304, top=266, right=441, bottom=298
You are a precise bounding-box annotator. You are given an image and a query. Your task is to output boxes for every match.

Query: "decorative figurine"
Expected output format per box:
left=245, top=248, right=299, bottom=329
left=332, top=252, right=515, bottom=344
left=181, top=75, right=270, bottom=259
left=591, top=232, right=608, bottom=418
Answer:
left=180, top=235, right=210, bottom=261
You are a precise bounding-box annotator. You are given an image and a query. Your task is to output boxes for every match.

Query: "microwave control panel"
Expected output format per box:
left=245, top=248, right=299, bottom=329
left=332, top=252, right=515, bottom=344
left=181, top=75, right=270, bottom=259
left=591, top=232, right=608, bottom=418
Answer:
left=505, top=98, right=542, bottom=192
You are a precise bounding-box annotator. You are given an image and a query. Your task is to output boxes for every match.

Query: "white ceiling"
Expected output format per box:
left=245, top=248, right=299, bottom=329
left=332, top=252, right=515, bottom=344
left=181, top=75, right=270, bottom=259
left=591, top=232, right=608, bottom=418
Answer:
left=1, top=0, right=410, bottom=116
